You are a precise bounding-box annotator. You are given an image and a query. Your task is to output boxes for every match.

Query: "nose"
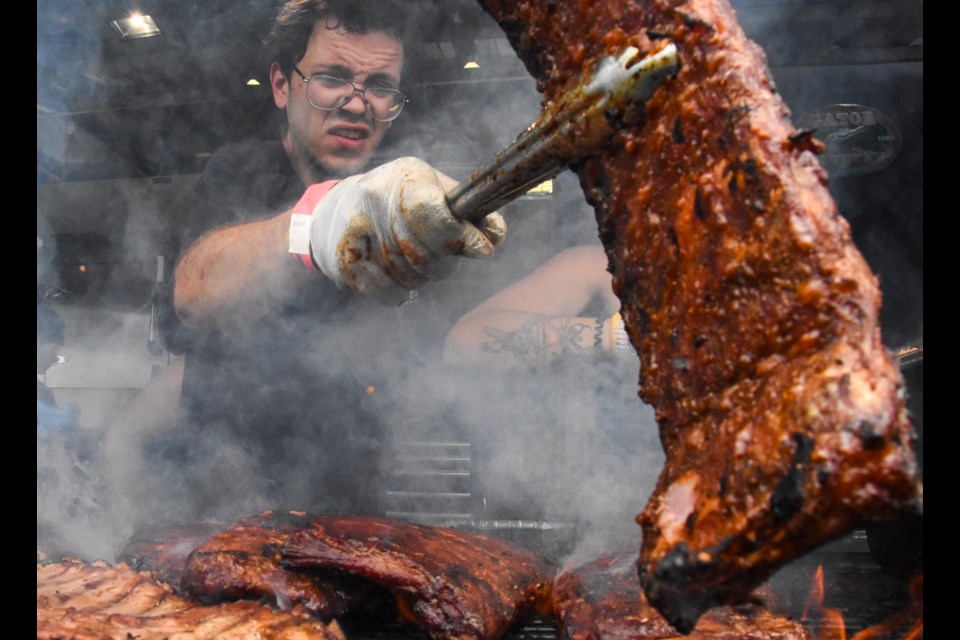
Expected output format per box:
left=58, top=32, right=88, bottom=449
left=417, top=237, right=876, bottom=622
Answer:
left=339, top=87, right=368, bottom=115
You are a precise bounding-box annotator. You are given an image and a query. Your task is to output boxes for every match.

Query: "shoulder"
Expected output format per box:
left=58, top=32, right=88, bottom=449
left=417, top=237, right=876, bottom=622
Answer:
left=201, top=139, right=286, bottom=179
left=164, top=139, right=290, bottom=251
left=193, top=139, right=300, bottom=212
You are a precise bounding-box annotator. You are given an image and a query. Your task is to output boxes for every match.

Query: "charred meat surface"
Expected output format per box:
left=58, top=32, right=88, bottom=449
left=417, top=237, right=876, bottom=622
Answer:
left=119, top=518, right=227, bottom=589
left=478, top=0, right=922, bottom=632
left=37, top=558, right=346, bottom=640
left=552, top=549, right=810, bottom=639
left=281, top=516, right=554, bottom=640
left=183, top=510, right=374, bottom=618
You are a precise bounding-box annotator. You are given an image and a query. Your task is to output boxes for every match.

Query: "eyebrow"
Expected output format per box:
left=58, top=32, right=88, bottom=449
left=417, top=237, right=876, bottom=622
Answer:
left=312, top=64, right=400, bottom=88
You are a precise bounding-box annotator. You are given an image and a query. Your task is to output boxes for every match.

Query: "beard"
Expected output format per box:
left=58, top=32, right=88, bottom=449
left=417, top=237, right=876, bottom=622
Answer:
left=284, top=111, right=383, bottom=182
left=306, top=148, right=369, bottom=179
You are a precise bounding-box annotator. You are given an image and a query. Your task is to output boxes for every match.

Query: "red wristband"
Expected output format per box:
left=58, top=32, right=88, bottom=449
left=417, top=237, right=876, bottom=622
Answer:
left=288, top=180, right=340, bottom=270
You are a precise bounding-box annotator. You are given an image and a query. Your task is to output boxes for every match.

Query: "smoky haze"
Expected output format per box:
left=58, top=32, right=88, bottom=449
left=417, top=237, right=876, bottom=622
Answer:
left=37, top=0, right=920, bottom=592
left=37, top=0, right=665, bottom=567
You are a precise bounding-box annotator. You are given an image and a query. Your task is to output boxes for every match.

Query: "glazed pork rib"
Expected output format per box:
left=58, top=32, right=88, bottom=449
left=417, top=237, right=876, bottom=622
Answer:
left=119, top=518, right=226, bottom=589
left=120, top=511, right=387, bottom=619
left=280, top=516, right=553, bottom=640
left=37, top=558, right=346, bottom=640
left=478, top=0, right=923, bottom=632
left=552, top=548, right=811, bottom=639
left=182, top=510, right=364, bottom=618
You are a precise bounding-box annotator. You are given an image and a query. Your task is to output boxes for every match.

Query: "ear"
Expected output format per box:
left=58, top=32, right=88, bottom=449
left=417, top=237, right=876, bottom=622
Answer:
left=270, top=62, right=289, bottom=109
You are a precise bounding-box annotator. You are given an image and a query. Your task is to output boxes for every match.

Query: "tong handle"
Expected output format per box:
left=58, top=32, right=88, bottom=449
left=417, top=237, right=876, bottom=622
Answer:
left=447, top=42, right=679, bottom=222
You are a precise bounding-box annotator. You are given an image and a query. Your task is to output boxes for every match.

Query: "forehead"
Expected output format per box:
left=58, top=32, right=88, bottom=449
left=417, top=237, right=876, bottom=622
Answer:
left=302, top=23, right=404, bottom=79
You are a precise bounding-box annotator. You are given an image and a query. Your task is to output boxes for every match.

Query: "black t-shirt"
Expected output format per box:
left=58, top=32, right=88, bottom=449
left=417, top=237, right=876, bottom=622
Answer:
left=154, top=139, right=398, bottom=521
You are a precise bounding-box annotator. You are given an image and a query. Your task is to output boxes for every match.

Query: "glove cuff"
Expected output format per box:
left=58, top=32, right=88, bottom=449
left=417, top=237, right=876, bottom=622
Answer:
left=610, top=312, right=630, bottom=353
left=288, top=180, right=341, bottom=271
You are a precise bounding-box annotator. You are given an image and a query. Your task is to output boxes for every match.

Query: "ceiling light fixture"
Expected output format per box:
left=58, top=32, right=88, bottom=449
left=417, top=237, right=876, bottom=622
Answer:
left=458, top=39, right=479, bottom=69
left=246, top=78, right=261, bottom=86
left=112, top=14, right=161, bottom=39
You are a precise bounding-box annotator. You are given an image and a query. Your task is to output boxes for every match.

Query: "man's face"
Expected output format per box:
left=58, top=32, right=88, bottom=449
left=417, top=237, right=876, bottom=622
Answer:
left=272, top=23, right=404, bottom=180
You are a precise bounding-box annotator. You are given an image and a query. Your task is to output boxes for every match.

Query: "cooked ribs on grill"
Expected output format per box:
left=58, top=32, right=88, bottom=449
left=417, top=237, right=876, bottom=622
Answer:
left=478, top=0, right=923, bottom=632
left=119, top=518, right=226, bottom=589
left=183, top=510, right=377, bottom=618
left=552, top=548, right=810, bottom=639
left=281, top=516, right=554, bottom=640
left=37, top=558, right=346, bottom=640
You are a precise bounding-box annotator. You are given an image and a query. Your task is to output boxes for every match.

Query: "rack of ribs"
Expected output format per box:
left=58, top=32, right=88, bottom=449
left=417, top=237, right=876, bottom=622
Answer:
left=120, top=511, right=390, bottom=618
left=37, top=558, right=346, bottom=640
left=280, top=516, right=554, bottom=640
left=182, top=510, right=371, bottom=618
left=477, top=0, right=923, bottom=632
left=119, top=518, right=226, bottom=589
left=552, top=547, right=811, bottom=639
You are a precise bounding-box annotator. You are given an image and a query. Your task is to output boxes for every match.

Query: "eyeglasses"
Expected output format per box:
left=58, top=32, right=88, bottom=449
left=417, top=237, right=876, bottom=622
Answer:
left=292, top=66, right=408, bottom=122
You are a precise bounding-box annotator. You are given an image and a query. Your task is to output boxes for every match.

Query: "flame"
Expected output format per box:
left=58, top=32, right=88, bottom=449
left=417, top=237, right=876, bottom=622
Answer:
left=802, top=564, right=923, bottom=640
left=802, top=564, right=846, bottom=640
left=395, top=594, right=418, bottom=623
left=850, top=574, right=923, bottom=640
left=801, top=564, right=826, bottom=621
left=820, top=609, right=847, bottom=640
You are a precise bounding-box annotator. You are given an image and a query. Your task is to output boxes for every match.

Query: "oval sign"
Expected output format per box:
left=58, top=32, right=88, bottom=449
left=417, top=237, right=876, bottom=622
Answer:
left=796, top=104, right=902, bottom=177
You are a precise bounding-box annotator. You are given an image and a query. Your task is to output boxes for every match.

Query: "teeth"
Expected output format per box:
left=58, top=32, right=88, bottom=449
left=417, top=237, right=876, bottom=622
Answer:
left=337, top=130, right=365, bottom=140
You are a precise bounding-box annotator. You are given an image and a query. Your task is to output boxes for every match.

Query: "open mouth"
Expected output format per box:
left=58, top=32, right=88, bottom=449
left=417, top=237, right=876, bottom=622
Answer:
left=330, top=127, right=370, bottom=141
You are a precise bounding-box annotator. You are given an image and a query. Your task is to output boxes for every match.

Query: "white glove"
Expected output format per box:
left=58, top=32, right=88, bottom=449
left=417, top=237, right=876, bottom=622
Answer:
left=301, top=157, right=506, bottom=306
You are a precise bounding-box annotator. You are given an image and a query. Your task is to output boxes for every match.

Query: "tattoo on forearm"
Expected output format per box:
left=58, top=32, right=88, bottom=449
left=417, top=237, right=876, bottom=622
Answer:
left=480, top=314, right=590, bottom=370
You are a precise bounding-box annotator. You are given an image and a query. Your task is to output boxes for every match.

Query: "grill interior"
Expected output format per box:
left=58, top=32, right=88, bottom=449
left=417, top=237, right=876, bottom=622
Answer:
left=374, top=431, right=920, bottom=639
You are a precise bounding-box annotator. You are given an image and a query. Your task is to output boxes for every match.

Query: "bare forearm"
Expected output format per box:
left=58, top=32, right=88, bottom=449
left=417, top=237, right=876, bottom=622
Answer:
left=445, top=310, right=612, bottom=371
left=174, top=210, right=316, bottom=330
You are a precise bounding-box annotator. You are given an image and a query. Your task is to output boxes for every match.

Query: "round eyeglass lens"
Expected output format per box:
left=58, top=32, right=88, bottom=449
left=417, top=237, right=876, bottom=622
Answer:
left=305, top=76, right=404, bottom=122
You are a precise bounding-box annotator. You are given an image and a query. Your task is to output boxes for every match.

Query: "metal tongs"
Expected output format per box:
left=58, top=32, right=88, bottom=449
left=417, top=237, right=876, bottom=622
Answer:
left=447, top=41, right=679, bottom=222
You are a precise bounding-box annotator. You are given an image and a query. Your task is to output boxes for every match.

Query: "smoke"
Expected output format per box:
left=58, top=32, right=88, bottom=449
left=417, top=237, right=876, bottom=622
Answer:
left=36, top=46, right=661, bottom=565
left=381, top=332, right=664, bottom=556
left=38, top=429, right=116, bottom=562
left=37, top=0, right=920, bottom=585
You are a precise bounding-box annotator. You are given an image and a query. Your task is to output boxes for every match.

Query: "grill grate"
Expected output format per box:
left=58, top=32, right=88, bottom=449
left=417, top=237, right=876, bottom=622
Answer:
left=385, top=439, right=475, bottom=521
left=382, top=437, right=580, bottom=558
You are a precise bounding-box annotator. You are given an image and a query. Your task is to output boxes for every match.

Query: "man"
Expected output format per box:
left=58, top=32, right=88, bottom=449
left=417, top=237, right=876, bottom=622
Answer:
left=150, top=0, right=506, bottom=522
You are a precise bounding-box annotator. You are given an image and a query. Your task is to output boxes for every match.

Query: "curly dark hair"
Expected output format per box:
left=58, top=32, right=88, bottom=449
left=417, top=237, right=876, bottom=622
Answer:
left=265, top=0, right=411, bottom=81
